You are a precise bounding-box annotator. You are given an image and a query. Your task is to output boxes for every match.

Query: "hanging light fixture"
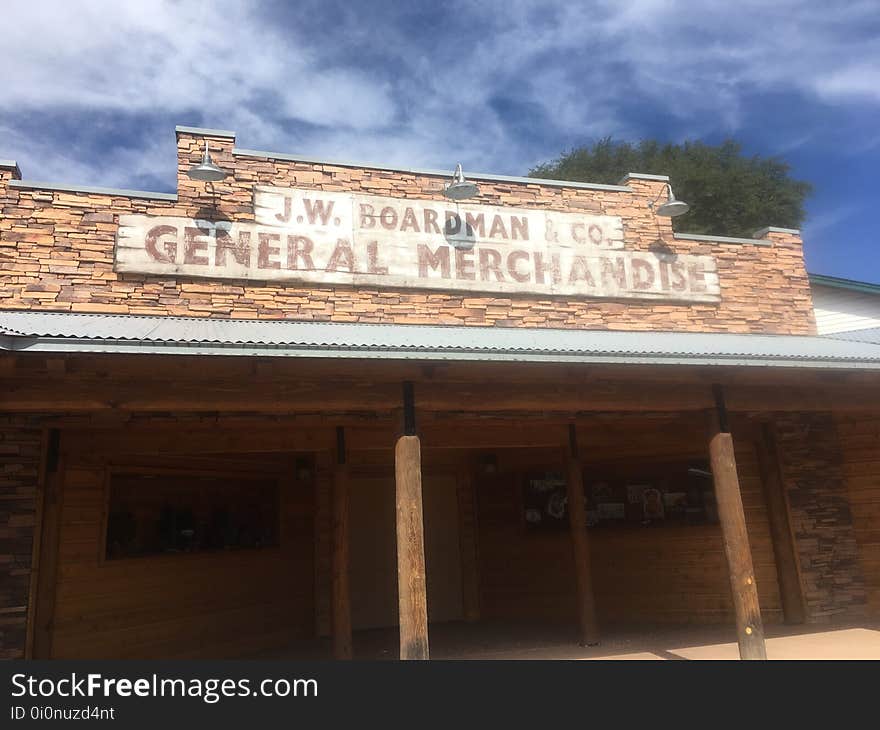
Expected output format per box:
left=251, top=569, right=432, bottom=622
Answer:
left=650, top=183, right=690, bottom=217
left=187, top=141, right=227, bottom=182
left=443, top=163, right=479, bottom=200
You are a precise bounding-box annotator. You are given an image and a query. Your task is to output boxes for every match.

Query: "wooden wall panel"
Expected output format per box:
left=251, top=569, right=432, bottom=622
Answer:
left=48, top=448, right=315, bottom=659
left=475, top=434, right=783, bottom=626
left=837, top=416, right=880, bottom=616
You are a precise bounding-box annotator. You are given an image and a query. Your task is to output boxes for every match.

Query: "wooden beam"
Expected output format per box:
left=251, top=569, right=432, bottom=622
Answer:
left=331, top=427, right=353, bottom=659
left=32, top=429, right=63, bottom=659
left=754, top=422, right=806, bottom=624
left=395, top=383, right=429, bottom=660
left=456, top=465, right=481, bottom=623
left=709, top=386, right=767, bottom=660
left=565, top=425, right=600, bottom=646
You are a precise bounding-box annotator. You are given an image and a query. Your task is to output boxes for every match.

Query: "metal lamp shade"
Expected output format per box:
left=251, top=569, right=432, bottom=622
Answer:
left=655, top=186, right=690, bottom=217
left=443, top=163, right=479, bottom=200
left=187, top=142, right=227, bottom=182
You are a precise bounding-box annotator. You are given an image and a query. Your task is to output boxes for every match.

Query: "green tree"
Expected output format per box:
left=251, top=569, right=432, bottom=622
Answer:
left=529, top=138, right=812, bottom=237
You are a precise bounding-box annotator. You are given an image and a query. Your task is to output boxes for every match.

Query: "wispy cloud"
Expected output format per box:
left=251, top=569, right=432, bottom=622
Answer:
left=0, top=0, right=877, bottom=187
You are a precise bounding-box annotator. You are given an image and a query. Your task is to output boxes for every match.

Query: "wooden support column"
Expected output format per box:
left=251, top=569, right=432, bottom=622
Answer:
left=565, top=425, right=600, bottom=646
left=395, top=382, right=429, bottom=660
left=331, top=427, right=353, bottom=659
left=755, top=422, right=806, bottom=624
left=709, top=386, right=767, bottom=660
left=32, top=429, right=62, bottom=659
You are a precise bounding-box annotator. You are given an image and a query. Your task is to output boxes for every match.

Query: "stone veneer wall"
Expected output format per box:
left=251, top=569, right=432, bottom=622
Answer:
left=0, top=129, right=815, bottom=334
left=776, top=413, right=868, bottom=622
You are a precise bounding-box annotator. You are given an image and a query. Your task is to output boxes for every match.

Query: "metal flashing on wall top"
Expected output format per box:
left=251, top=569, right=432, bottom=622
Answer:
left=174, top=125, right=237, bottom=139
left=231, top=148, right=633, bottom=192
left=616, top=172, right=670, bottom=185
left=7, top=180, right=178, bottom=201
left=673, top=233, right=772, bottom=247
left=753, top=226, right=801, bottom=238
left=0, top=159, right=21, bottom=177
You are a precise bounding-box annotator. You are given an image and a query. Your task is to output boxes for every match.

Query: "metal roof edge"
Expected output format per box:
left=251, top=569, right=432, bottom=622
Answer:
left=175, top=125, right=236, bottom=138
left=232, top=148, right=633, bottom=192
left=673, top=232, right=772, bottom=247
left=5, top=335, right=880, bottom=369
left=809, top=273, right=880, bottom=296
left=8, top=180, right=178, bottom=201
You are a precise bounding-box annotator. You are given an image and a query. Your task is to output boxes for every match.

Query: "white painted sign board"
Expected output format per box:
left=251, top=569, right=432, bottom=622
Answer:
left=114, top=186, right=720, bottom=302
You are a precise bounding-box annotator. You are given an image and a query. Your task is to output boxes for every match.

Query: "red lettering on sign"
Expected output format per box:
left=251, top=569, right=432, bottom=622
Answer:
left=380, top=207, right=398, bottom=230
left=568, top=255, right=595, bottom=286
left=183, top=226, right=209, bottom=266
left=144, top=224, right=178, bottom=263
left=275, top=196, right=292, bottom=224
left=465, top=213, right=485, bottom=238
left=325, top=238, right=355, bottom=272
left=489, top=215, right=509, bottom=240
left=455, top=248, right=476, bottom=280
left=367, top=241, right=388, bottom=275
left=507, top=250, right=530, bottom=282
left=418, top=244, right=451, bottom=278
left=423, top=209, right=440, bottom=234
left=601, top=256, right=626, bottom=289
left=258, top=232, right=281, bottom=269
left=510, top=216, right=529, bottom=241
left=401, top=207, right=420, bottom=232
left=688, top=262, right=707, bottom=292
left=215, top=230, right=251, bottom=267
left=631, top=258, right=655, bottom=290
left=304, top=198, right=334, bottom=226
left=444, top=211, right=461, bottom=235
left=359, top=203, right=375, bottom=229
left=533, top=252, right=561, bottom=284
left=670, top=261, right=687, bottom=291
left=479, top=248, right=504, bottom=281
left=287, top=235, right=314, bottom=270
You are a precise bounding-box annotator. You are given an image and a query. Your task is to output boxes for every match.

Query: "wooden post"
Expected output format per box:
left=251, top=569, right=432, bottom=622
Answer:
left=755, top=422, right=806, bottom=624
left=710, top=386, right=767, bottom=660
left=565, top=425, right=600, bottom=646
left=331, top=427, right=353, bottom=659
left=395, top=383, right=429, bottom=660
left=32, top=429, right=62, bottom=659
left=456, top=465, right=481, bottom=623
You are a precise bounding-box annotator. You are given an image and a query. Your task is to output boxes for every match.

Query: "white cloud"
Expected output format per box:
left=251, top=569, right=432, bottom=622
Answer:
left=0, top=0, right=877, bottom=187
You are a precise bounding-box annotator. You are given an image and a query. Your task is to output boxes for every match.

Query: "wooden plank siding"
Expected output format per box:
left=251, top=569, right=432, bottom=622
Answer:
left=474, top=435, right=783, bottom=627
left=46, top=450, right=315, bottom=659
left=35, top=413, right=792, bottom=658
left=837, top=415, right=880, bottom=616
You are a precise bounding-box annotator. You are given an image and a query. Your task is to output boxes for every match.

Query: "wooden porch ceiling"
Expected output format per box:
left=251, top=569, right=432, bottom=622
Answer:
left=4, top=350, right=880, bottom=415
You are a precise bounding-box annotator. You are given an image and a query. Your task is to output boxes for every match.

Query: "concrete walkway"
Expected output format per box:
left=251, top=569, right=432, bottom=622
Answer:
left=264, top=621, right=880, bottom=660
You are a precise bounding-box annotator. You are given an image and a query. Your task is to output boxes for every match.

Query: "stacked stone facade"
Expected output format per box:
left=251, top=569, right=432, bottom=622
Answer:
left=1, top=129, right=814, bottom=333
left=776, top=413, right=868, bottom=622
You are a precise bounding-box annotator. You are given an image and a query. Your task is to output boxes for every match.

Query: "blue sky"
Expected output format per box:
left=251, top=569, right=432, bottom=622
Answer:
left=1, top=0, right=878, bottom=281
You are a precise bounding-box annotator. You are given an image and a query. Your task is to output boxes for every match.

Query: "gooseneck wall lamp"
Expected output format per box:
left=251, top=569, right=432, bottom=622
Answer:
left=442, top=163, right=479, bottom=200
left=187, top=141, right=227, bottom=182
left=649, top=183, right=690, bottom=217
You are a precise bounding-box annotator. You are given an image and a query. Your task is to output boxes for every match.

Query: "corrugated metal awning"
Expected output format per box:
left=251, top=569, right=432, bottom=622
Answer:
left=3, top=311, right=880, bottom=369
